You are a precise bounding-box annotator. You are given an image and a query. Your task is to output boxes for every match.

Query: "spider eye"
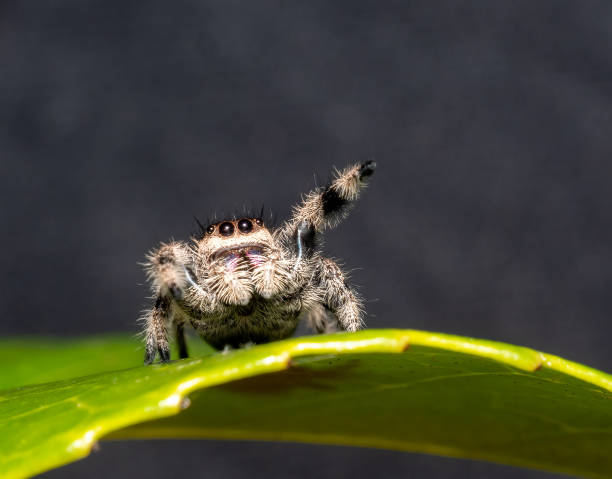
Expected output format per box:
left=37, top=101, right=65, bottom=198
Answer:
left=219, top=222, right=234, bottom=236
left=206, top=225, right=215, bottom=234
left=238, top=218, right=253, bottom=233
left=255, top=218, right=263, bottom=227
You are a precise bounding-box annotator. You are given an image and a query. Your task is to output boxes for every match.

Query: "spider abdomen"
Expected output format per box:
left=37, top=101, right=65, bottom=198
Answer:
left=185, top=299, right=302, bottom=349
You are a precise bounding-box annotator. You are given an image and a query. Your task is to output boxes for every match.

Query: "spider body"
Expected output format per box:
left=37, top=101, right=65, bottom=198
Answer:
left=142, top=161, right=376, bottom=363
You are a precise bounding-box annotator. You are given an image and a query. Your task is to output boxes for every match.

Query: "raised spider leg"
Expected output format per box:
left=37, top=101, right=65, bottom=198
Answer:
left=280, top=161, right=376, bottom=243
left=315, top=257, right=364, bottom=332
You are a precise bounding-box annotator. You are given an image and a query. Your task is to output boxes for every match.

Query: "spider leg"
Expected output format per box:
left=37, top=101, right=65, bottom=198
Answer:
left=314, top=257, right=364, bottom=332
left=302, top=302, right=340, bottom=333
left=144, top=296, right=171, bottom=364
left=143, top=241, right=212, bottom=363
left=279, top=161, right=376, bottom=243
left=145, top=242, right=193, bottom=300
left=175, top=322, right=189, bottom=359
left=293, top=220, right=316, bottom=271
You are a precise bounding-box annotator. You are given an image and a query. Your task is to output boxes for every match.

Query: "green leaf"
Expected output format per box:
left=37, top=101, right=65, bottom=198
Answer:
left=0, top=330, right=611, bottom=479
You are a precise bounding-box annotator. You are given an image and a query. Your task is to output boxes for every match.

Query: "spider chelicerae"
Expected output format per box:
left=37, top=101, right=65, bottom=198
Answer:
left=142, top=161, right=376, bottom=364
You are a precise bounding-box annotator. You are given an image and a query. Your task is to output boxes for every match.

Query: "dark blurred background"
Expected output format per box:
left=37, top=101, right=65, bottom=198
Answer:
left=2, top=1, right=611, bottom=478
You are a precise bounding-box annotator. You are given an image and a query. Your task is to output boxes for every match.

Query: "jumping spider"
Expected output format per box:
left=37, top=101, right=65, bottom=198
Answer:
left=142, top=161, right=376, bottom=364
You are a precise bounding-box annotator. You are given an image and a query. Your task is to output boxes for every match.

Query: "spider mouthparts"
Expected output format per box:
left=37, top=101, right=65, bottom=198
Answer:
left=219, top=245, right=265, bottom=271
left=212, top=243, right=266, bottom=261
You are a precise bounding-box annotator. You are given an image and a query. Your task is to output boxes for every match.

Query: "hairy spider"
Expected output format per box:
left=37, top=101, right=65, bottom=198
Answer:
left=142, top=161, right=376, bottom=364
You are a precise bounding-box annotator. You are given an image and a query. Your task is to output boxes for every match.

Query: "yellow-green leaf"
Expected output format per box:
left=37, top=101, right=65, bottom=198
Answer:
left=0, top=330, right=610, bottom=479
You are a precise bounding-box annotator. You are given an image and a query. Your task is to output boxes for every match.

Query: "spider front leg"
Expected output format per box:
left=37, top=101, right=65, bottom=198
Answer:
left=315, top=257, right=364, bottom=332
left=143, top=241, right=202, bottom=363
left=145, top=241, right=194, bottom=300
left=143, top=296, right=172, bottom=364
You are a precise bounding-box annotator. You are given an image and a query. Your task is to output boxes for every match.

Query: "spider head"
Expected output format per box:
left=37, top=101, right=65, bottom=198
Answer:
left=198, top=217, right=275, bottom=262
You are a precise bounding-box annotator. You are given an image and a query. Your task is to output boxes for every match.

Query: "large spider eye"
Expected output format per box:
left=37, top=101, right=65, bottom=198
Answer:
left=219, top=222, right=234, bottom=236
left=238, top=218, right=253, bottom=233
left=206, top=225, right=215, bottom=234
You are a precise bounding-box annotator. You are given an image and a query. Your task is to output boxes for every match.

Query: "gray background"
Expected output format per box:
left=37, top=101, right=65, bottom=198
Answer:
left=2, top=1, right=611, bottom=478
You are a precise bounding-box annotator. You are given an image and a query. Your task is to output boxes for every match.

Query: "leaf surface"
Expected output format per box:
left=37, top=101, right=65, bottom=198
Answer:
left=0, top=330, right=610, bottom=479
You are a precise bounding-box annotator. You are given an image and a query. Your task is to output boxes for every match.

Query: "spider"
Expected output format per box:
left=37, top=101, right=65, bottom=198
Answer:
left=142, top=161, right=376, bottom=364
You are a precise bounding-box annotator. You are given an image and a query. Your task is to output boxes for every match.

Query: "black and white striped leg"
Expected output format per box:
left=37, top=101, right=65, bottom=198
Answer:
left=280, top=161, right=376, bottom=243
